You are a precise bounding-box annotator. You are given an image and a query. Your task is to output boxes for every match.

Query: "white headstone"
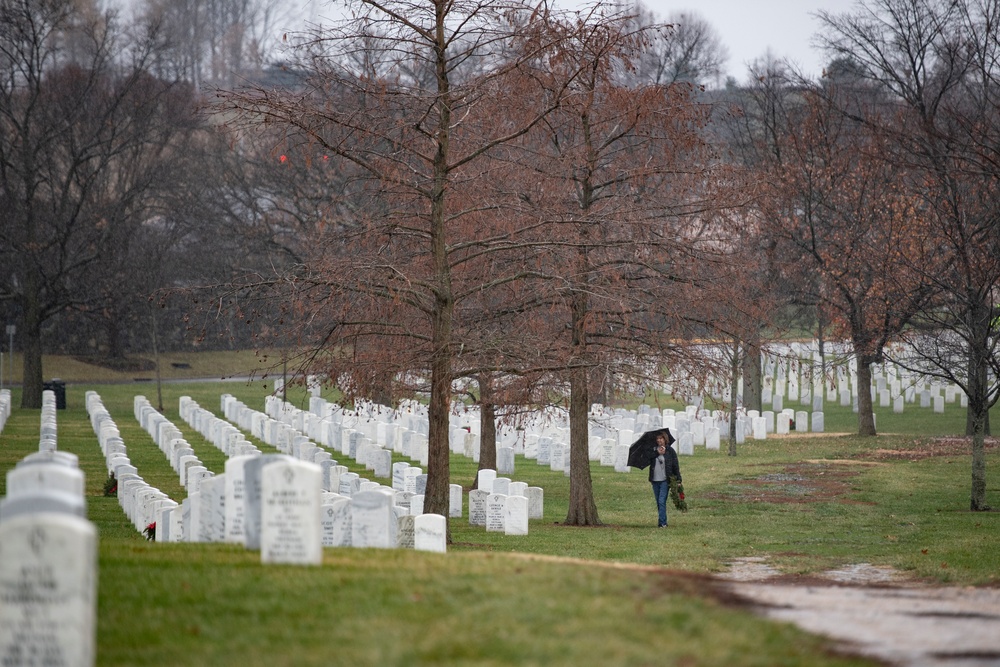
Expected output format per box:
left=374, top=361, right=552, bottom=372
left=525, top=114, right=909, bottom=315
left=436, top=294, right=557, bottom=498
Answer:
left=6, top=464, right=85, bottom=500
left=705, top=427, right=720, bottom=451
left=503, top=495, right=528, bottom=536
left=242, top=454, right=291, bottom=550
left=392, top=462, right=410, bottom=491
left=691, top=421, right=705, bottom=446
left=776, top=412, right=790, bottom=435
left=449, top=484, right=463, bottom=518
left=0, top=513, right=97, bottom=667
left=794, top=411, right=808, bottom=432
left=199, top=474, right=226, bottom=542
left=327, top=498, right=352, bottom=547
left=614, top=444, right=630, bottom=472
left=811, top=412, right=825, bottom=433
left=496, top=447, right=515, bottom=475
left=224, top=455, right=254, bottom=544
left=508, top=481, right=527, bottom=497
left=169, top=504, right=184, bottom=542
left=476, top=469, right=496, bottom=493
left=396, top=514, right=415, bottom=549
left=372, top=449, right=392, bottom=479
left=413, top=514, right=447, bottom=553
left=486, top=493, right=507, bottom=532
left=187, top=492, right=204, bottom=543
left=468, top=489, right=488, bottom=526
left=492, top=477, right=511, bottom=496
left=260, top=460, right=322, bottom=565
left=526, top=487, right=544, bottom=519
left=350, top=489, right=397, bottom=549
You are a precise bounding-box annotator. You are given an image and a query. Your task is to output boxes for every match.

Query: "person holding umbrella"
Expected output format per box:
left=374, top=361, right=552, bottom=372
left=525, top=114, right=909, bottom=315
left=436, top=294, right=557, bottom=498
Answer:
left=628, top=428, right=682, bottom=528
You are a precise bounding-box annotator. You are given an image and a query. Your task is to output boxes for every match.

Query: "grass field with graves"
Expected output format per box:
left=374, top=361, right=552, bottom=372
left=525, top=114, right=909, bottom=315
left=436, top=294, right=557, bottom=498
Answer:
left=1, top=362, right=998, bottom=666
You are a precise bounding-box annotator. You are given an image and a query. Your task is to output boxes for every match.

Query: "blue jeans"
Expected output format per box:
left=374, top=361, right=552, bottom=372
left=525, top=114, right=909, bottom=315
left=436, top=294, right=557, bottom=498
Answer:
left=651, top=480, right=669, bottom=526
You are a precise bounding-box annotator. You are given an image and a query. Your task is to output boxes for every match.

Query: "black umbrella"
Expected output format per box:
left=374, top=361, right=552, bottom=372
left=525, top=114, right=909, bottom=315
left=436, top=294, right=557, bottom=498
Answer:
left=627, top=428, right=675, bottom=470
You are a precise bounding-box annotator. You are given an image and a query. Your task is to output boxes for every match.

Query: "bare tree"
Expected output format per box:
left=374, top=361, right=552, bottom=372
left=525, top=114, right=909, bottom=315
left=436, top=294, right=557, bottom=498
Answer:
left=215, top=0, right=599, bottom=533
left=625, top=2, right=728, bottom=88
left=733, top=59, right=936, bottom=436
left=138, top=0, right=287, bottom=88
left=504, top=7, right=740, bottom=523
left=818, top=0, right=1000, bottom=509
left=0, top=0, right=206, bottom=408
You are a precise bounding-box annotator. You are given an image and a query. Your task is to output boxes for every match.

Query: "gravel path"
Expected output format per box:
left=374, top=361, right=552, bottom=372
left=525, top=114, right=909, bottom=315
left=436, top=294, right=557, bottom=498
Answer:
left=717, top=559, right=1000, bottom=667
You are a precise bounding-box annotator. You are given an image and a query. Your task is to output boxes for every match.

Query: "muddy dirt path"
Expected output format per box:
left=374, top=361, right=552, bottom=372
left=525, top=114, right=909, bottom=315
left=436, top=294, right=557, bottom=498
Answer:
left=717, top=559, right=1000, bottom=667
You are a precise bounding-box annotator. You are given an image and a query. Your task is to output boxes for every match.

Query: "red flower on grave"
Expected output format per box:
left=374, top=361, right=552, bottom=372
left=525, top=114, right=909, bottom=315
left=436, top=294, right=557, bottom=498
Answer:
left=144, top=522, right=156, bottom=541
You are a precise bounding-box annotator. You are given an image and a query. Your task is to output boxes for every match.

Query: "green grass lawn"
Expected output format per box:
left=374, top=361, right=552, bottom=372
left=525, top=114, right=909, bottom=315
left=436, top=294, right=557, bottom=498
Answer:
left=1, top=358, right=998, bottom=666
left=0, top=349, right=282, bottom=384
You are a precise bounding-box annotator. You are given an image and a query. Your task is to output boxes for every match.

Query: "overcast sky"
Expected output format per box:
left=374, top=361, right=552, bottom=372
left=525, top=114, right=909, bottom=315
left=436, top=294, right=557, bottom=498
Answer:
left=293, top=0, right=856, bottom=82
left=549, top=0, right=857, bottom=82
left=626, top=0, right=856, bottom=81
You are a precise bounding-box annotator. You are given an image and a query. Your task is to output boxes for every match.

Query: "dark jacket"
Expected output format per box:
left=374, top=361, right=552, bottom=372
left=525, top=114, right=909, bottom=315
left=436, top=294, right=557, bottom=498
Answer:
left=648, top=445, right=681, bottom=483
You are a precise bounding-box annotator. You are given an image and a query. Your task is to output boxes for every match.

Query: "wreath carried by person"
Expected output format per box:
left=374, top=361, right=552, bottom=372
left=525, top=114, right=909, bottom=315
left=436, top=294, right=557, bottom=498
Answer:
left=669, top=476, right=688, bottom=512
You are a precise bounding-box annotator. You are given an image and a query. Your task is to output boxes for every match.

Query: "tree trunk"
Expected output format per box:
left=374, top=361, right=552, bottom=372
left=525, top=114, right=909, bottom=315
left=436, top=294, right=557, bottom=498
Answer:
left=476, top=373, right=497, bottom=477
left=964, top=354, right=982, bottom=437
left=741, top=334, right=762, bottom=413
left=968, top=391, right=989, bottom=511
left=855, top=358, right=876, bottom=436
left=728, top=338, right=740, bottom=456
left=964, top=298, right=991, bottom=510
left=817, top=332, right=828, bottom=402
left=567, top=362, right=600, bottom=525
left=151, top=306, right=163, bottom=412
left=107, top=309, right=127, bottom=360
left=817, top=313, right=828, bottom=395
left=565, top=129, right=600, bottom=525
left=565, top=287, right=600, bottom=525
left=371, top=369, right=394, bottom=408
left=965, top=302, right=991, bottom=437
left=20, top=272, right=44, bottom=410
left=425, top=295, right=453, bottom=524
left=425, top=2, right=454, bottom=534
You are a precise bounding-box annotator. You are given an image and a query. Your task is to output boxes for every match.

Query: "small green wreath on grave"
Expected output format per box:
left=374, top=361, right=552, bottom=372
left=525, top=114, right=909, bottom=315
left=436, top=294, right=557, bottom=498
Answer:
left=669, top=476, right=688, bottom=512
left=103, top=473, right=117, bottom=497
left=144, top=522, right=156, bottom=541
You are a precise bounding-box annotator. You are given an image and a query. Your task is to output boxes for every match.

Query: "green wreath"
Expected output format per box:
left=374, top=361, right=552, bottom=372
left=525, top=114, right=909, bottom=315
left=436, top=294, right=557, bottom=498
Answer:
left=669, top=476, right=688, bottom=512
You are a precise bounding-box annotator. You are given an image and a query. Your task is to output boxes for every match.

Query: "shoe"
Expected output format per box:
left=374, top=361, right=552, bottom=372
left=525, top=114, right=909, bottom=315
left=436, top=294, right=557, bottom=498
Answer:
left=658, top=524, right=667, bottom=528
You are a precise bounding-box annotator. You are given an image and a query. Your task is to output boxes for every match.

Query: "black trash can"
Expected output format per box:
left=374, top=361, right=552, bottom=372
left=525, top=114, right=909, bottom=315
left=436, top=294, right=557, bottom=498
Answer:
left=43, top=378, right=67, bottom=409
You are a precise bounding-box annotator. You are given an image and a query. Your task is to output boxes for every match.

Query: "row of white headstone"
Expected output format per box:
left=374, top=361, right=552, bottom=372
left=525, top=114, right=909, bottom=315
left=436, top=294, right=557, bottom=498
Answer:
left=226, top=393, right=544, bottom=536
left=469, top=469, right=542, bottom=534
left=1, top=390, right=98, bottom=667
left=651, top=342, right=971, bottom=430
left=88, top=392, right=180, bottom=539
left=295, top=394, right=723, bottom=484
left=450, top=399, right=824, bottom=479
left=706, top=343, right=968, bottom=414
left=120, top=394, right=454, bottom=560
left=452, top=399, right=810, bottom=476
left=212, top=394, right=444, bottom=512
